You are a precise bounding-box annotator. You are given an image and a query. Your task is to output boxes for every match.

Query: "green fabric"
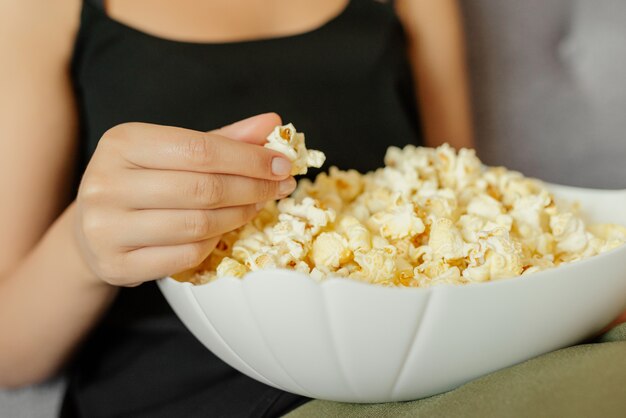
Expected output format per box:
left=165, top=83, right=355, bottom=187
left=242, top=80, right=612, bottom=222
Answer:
left=286, top=324, right=626, bottom=418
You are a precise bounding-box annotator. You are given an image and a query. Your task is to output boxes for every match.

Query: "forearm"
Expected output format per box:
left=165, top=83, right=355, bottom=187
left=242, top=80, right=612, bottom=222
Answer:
left=398, top=0, right=475, bottom=149
left=0, top=202, right=118, bottom=388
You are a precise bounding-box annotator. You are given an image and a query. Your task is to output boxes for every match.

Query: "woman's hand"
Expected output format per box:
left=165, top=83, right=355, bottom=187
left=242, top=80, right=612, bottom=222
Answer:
left=74, top=113, right=295, bottom=287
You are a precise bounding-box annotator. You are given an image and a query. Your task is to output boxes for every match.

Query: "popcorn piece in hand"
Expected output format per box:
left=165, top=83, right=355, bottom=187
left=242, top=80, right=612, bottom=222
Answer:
left=265, top=123, right=326, bottom=175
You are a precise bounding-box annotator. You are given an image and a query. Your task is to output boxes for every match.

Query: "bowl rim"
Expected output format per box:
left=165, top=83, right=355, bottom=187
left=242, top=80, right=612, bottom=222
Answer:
left=160, top=240, right=626, bottom=293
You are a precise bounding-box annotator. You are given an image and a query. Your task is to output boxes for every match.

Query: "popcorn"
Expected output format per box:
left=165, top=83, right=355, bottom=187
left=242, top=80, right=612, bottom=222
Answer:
left=216, top=257, right=247, bottom=278
left=179, top=133, right=625, bottom=288
left=550, top=212, right=589, bottom=254
left=463, top=228, right=524, bottom=281
left=339, top=216, right=372, bottom=252
left=278, top=197, right=335, bottom=234
left=352, top=247, right=397, bottom=284
left=415, top=189, right=459, bottom=222
left=370, top=198, right=426, bottom=241
left=264, top=123, right=325, bottom=175
left=428, top=218, right=466, bottom=261
left=467, top=194, right=504, bottom=222
left=311, top=232, right=352, bottom=270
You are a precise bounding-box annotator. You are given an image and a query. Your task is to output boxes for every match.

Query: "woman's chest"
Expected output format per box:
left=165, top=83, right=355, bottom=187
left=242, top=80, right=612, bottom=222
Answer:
left=105, top=0, right=350, bottom=43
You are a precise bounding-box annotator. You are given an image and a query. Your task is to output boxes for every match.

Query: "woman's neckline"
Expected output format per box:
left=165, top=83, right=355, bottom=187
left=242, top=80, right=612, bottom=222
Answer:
left=87, top=0, right=355, bottom=47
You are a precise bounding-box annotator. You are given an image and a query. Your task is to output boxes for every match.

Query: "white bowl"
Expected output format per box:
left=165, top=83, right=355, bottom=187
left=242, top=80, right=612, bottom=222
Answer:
left=158, top=184, right=626, bottom=403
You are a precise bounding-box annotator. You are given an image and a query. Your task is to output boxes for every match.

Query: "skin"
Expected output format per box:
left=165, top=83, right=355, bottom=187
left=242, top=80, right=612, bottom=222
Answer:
left=0, top=0, right=477, bottom=387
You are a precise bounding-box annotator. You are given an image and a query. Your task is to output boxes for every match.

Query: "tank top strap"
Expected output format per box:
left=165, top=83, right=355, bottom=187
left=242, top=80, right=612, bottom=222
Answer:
left=86, top=0, right=105, bottom=11
left=349, top=0, right=398, bottom=20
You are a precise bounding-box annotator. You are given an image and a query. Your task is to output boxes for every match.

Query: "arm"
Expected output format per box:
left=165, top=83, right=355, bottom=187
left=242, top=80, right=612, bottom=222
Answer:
left=0, top=0, right=294, bottom=386
left=0, top=0, right=118, bottom=387
left=396, top=0, right=474, bottom=149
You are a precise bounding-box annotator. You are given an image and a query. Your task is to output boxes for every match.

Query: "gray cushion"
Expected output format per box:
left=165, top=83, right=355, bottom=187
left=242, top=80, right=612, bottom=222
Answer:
left=461, top=0, right=626, bottom=188
left=0, top=378, right=65, bottom=418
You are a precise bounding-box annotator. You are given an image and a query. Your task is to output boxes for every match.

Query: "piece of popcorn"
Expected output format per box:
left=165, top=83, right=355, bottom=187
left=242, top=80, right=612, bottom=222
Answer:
left=456, top=213, right=513, bottom=245
left=360, top=187, right=394, bottom=215
left=329, top=167, right=364, bottom=202
left=371, top=235, right=391, bottom=249
left=464, top=228, right=524, bottom=281
left=310, top=267, right=327, bottom=281
left=352, top=246, right=397, bottom=283
left=428, top=217, right=467, bottom=260
left=268, top=214, right=310, bottom=259
left=408, top=244, right=432, bottom=265
left=370, top=197, right=425, bottom=240
left=550, top=212, right=589, bottom=254
left=466, top=194, right=504, bottom=222
left=371, top=166, right=421, bottom=197
left=232, top=231, right=270, bottom=263
left=246, top=249, right=279, bottom=271
left=216, top=257, right=248, bottom=278
left=390, top=238, right=416, bottom=260
left=334, top=263, right=362, bottom=279
left=415, top=188, right=459, bottom=222
left=485, top=168, right=545, bottom=208
left=278, top=197, right=336, bottom=234
left=339, top=216, right=372, bottom=252
left=311, top=232, right=352, bottom=270
left=435, top=145, right=483, bottom=190
left=292, top=176, right=343, bottom=213
left=264, top=123, right=325, bottom=175
left=293, top=260, right=312, bottom=275
left=430, top=266, right=465, bottom=286
left=415, top=257, right=454, bottom=280
left=191, top=270, right=217, bottom=285
left=395, top=257, right=416, bottom=284
left=251, top=200, right=280, bottom=230
left=510, top=194, right=552, bottom=240
left=343, top=202, right=371, bottom=224
left=588, top=223, right=626, bottom=242
left=291, top=166, right=364, bottom=213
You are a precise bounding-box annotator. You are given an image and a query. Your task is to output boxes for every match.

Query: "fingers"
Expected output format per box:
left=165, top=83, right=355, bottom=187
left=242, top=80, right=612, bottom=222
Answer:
left=121, top=236, right=221, bottom=283
left=108, top=122, right=292, bottom=180
left=81, top=115, right=294, bottom=286
left=118, top=170, right=296, bottom=209
left=212, top=113, right=282, bottom=145
left=119, top=205, right=260, bottom=247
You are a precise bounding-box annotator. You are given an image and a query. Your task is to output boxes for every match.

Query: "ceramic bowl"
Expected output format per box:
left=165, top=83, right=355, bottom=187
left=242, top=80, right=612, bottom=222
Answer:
left=158, top=184, right=626, bottom=403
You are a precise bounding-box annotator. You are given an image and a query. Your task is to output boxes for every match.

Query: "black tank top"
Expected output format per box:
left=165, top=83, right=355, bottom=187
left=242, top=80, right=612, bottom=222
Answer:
left=63, top=1, right=423, bottom=417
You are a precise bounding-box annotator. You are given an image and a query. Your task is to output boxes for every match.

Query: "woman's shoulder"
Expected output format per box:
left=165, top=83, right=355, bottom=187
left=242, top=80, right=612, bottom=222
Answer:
left=0, top=0, right=82, bottom=62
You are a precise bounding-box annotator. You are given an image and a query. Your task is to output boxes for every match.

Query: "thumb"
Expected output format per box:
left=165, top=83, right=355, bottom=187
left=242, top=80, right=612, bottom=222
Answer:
left=211, top=113, right=282, bottom=145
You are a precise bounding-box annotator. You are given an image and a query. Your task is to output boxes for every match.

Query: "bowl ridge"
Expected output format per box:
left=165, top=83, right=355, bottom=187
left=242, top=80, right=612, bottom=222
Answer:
left=241, top=279, right=315, bottom=397
left=186, top=283, right=279, bottom=389
left=389, top=289, right=434, bottom=399
left=320, top=284, right=363, bottom=400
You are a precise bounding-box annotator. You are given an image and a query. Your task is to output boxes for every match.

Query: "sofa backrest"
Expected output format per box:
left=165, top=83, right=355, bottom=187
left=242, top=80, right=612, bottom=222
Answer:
left=461, top=0, right=626, bottom=188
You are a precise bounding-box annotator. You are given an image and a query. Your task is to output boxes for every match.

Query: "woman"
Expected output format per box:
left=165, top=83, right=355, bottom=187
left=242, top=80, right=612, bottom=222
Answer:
left=0, top=0, right=473, bottom=416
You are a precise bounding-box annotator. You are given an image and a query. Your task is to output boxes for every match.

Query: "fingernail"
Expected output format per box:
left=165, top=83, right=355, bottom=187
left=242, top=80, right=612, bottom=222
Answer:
left=279, top=178, right=296, bottom=196
left=272, top=157, right=292, bottom=176
left=256, top=201, right=267, bottom=211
